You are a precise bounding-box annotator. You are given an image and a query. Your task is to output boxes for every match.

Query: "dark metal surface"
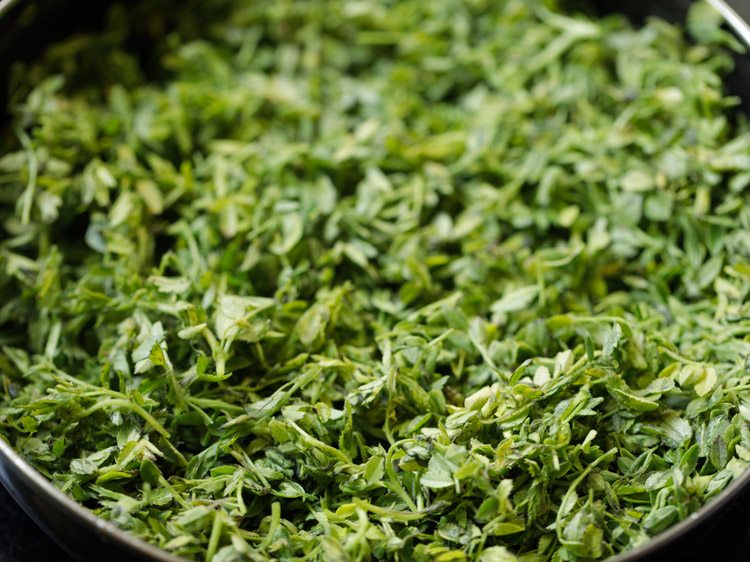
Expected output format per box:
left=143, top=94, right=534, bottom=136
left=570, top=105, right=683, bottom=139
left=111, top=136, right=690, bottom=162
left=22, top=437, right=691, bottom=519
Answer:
left=1, top=1, right=750, bottom=561
left=0, top=439, right=182, bottom=562
left=0, top=484, right=74, bottom=562
left=736, top=0, right=750, bottom=21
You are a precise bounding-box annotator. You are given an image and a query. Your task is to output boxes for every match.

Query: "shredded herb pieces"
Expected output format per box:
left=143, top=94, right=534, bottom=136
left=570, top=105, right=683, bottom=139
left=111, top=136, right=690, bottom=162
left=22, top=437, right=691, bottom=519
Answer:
left=2, top=1, right=750, bottom=560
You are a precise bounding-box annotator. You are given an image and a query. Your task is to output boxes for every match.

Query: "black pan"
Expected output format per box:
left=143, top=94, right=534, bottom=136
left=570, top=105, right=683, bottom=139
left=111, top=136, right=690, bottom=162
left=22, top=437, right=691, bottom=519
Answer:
left=1, top=1, right=750, bottom=561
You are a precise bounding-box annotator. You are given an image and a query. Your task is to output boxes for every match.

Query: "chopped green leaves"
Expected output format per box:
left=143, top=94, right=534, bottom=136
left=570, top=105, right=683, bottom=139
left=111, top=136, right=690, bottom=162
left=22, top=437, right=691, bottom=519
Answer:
left=1, top=0, right=750, bottom=561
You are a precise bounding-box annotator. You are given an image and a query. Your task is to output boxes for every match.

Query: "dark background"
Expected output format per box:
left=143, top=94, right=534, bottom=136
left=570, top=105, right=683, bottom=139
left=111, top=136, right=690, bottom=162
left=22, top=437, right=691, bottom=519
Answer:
left=3, top=0, right=750, bottom=561
left=736, top=0, right=750, bottom=21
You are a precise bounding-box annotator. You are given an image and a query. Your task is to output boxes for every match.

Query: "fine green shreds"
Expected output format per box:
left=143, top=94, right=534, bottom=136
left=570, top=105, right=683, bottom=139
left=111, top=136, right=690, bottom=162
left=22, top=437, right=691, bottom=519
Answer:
left=2, top=1, right=750, bottom=560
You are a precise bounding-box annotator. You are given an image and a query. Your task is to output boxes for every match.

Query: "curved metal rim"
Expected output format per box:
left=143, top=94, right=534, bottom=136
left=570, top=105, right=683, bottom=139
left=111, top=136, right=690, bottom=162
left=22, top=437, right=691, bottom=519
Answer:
left=610, top=462, right=750, bottom=561
left=707, top=0, right=750, bottom=46
left=595, top=2, right=750, bottom=557
left=4, top=432, right=750, bottom=562
left=6, top=411, right=750, bottom=562
left=0, top=438, right=185, bottom=562
left=0, top=0, right=19, bottom=18
left=0, top=0, right=749, bottom=561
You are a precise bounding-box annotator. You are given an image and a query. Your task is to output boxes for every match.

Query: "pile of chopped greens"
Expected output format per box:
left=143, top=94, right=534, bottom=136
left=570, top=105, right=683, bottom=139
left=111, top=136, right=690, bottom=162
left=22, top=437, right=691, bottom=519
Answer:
left=3, top=0, right=750, bottom=560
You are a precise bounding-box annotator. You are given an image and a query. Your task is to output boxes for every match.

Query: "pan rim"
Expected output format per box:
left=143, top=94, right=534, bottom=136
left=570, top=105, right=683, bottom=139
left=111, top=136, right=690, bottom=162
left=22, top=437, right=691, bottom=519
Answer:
left=0, top=437, right=185, bottom=562
left=0, top=0, right=17, bottom=17
left=0, top=0, right=749, bottom=561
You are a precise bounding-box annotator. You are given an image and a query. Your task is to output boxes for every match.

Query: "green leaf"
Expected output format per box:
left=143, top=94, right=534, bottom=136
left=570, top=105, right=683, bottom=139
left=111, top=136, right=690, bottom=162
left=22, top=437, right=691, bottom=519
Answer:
left=421, top=455, right=454, bottom=489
